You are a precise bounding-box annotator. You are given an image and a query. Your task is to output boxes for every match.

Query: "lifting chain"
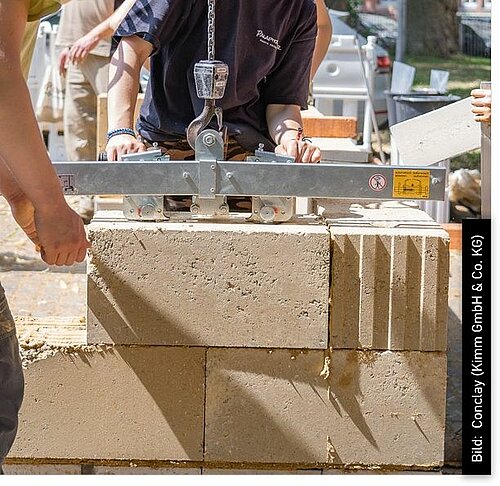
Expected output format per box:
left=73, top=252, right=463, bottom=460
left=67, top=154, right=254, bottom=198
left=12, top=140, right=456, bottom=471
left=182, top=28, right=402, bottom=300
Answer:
left=207, top=0, right=216, bottom=61
left=186, top=0, right=229, bottom=149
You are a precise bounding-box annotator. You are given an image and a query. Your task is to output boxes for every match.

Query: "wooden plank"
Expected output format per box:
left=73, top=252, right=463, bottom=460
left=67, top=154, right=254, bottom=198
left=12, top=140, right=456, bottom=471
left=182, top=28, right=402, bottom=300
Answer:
left=302, top=116, right=357, bottom=139
left=390, top=97, right=481, bottom=166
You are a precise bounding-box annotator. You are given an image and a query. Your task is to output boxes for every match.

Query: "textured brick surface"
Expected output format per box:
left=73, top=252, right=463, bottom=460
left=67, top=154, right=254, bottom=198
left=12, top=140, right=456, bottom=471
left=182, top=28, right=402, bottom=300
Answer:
left=93, top=466, right=201, bottom=475
left=87, top=220, right=330, bottom=348
left=203, top=468, right=322, bottom=474
left=2, top=464, right=81, bottom=475
left=327, top=203, right=449, bottom=351
left=9, top=347, right=205, bottom=462
left=205, top=349, right=446, bottom=466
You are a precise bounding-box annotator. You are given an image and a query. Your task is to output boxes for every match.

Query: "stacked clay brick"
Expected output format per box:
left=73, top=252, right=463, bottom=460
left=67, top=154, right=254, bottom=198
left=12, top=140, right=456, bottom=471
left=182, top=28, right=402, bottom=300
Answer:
left=9, top=203, right=449, bottom=473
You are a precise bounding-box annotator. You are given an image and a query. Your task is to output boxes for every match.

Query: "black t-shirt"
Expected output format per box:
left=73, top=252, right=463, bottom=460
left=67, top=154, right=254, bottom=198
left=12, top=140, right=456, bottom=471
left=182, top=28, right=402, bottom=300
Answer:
left=115, top=0, right=317, bottom=151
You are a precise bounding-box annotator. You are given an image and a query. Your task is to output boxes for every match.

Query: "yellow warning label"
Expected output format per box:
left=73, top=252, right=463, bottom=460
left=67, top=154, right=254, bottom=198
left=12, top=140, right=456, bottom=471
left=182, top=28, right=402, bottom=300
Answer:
left=393, top=170, right=431, bottom=199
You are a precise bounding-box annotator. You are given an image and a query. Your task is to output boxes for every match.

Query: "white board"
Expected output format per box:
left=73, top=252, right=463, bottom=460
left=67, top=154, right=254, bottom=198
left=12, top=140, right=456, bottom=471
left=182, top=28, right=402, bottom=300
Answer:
left=390, top=97, right=481, bottom=166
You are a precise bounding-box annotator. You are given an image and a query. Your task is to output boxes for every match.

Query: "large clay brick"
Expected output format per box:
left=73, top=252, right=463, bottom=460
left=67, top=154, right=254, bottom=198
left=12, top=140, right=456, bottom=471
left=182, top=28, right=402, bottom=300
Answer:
left=301, top=116, right=357, bottom=139
left=205, top=348, right=446, bottom=467
left=2, top=465, right=81, bottom=475
left=328, top=203, right=449, bottom=351
left=87, top=220, right=330, bottom=348
left=9, top=346, right=205, bottom=462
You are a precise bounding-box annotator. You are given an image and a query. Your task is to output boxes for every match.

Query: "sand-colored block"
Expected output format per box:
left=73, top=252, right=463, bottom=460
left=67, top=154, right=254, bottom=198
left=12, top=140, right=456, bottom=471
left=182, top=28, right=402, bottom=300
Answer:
left=202, top=468, right=322, bottom=474
left=87, top=220, right=330, bottom=348
left=205, top=349, right=446, bottom=467
left=2, top=464, right=81, bottom=475
left=8, top=346, right=205, bottom=462
left=328, top=203, right=449, bottom=351
left=93, top=466, right=201, bottom=475
left=301, top=116, right=357, bottom=139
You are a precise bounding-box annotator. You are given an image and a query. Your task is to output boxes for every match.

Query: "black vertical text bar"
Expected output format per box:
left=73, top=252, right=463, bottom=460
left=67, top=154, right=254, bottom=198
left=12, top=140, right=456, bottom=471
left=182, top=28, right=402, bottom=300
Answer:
left=462, top=218, right=491, bottom=475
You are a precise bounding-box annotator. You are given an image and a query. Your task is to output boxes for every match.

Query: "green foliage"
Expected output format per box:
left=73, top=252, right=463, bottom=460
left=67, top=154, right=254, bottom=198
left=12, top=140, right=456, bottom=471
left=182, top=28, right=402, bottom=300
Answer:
left=406, top=54, right=491, bottom=99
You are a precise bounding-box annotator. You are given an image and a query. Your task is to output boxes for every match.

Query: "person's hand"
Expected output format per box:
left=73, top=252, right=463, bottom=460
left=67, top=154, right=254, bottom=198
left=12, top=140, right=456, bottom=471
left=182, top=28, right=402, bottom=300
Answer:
left=58, top=47, right=70, bottom=77
left=68, top=33, right=100, bottom=65
left=471, top=88, right=491, bottom=123
left=275, top=139, right=321, bottom=163
left=106, top=134, right=146, bottom=161
left=34, top=201, right=91, bottom=266
left=7, top=192, right=40, bottom=248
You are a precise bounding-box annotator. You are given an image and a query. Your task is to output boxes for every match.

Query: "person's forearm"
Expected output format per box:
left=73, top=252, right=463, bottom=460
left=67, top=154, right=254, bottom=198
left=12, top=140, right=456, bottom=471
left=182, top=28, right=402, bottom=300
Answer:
left=0, top=72, right=65, bottom=210
left=108, top=40, right=146, bottom=131
left=0, top=158, right=23, bottom=201
left=83, top=0, right=137, bottom=45
left=266, top=104, right=304, bottom=145
left=311, top=0, right=332, bottom=79
left=108, top=0, right=136, bottom=32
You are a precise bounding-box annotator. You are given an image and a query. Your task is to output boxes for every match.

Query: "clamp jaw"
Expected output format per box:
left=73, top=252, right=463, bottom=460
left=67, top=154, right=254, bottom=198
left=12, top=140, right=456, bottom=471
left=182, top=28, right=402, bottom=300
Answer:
left=186, top=60, right=229, bottom=149
left=123, top=130, right=296, bottom=224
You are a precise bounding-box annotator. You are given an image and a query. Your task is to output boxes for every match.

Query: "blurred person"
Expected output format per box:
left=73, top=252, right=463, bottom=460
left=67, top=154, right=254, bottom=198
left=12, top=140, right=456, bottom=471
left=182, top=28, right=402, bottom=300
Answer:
left=0, top=0, right=91, bottom=472
left=56, top=0, right=135, bottom=221
left=56, top=0, right=119, bottom=162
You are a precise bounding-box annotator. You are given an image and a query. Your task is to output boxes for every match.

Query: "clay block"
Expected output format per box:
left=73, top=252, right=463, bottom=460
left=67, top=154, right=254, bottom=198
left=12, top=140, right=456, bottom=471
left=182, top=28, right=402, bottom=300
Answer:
left=2, top=464, right=81, bottom=475
left=205, top=348, right=446, bottom=467
left=94, top=466, right=201, bottom=475
left=9, top=346, right=205, bottom=462
left=302, top=116, right=357, bottom=139
left=202, top=468, right=322, bottom=474
left=328, top=203, right=449, bottom=351
left=87, top=221, right=330, bottom=348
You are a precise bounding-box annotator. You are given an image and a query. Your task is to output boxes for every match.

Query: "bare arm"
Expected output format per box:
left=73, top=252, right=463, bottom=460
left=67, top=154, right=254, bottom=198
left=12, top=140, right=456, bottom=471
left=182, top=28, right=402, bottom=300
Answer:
left=0, top=0, right=89, bottom=265
left=106, top=35, right=152, bottom=160
left=311, top=0, right=332, bottom=80
left=266, top=104, right=321, bottom=163
left=68, top=0, right=137, bottom=65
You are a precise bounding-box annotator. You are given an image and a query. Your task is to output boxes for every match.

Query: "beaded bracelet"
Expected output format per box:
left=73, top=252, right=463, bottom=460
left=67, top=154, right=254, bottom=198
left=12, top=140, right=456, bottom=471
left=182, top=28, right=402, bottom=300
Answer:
left=107, top=128, right=136, bottom=141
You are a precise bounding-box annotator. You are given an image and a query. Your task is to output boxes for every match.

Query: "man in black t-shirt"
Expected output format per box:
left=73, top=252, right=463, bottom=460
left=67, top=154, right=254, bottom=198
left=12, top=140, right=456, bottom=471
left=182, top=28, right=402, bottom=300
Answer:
left=105, top=0, right=322, bottom=163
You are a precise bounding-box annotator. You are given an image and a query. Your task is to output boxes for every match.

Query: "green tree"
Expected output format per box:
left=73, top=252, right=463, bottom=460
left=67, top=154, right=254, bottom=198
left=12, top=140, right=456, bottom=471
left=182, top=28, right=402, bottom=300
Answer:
left=406, top=0, right=459, bottom=58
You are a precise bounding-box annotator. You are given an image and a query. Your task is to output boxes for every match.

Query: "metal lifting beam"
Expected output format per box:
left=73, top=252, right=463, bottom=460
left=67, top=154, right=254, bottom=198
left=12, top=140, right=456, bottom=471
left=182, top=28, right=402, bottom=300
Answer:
left=54, top=159, right=446, bottom=201
left=54, top=130, right=446, bottom=223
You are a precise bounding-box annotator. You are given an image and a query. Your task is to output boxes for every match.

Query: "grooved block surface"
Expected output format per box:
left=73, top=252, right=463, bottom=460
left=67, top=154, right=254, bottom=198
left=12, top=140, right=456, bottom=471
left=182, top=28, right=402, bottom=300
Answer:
left=329, top=207, right=449, bottom=351
left=87, top=222, right=330, bottom=348
left=9, top=347, right=205, bottom=462
left=205, top=349, right=446, bottom=466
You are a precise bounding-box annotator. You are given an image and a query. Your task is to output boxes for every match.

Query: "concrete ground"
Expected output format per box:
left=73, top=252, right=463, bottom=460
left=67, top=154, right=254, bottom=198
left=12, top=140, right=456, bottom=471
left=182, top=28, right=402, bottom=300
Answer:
left=0, top=196, right=463, bottom=473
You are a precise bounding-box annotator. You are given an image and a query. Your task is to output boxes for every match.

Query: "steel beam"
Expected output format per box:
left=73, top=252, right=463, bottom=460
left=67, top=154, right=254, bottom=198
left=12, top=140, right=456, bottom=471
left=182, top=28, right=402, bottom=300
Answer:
left=53, top=161, right=447, bottom=201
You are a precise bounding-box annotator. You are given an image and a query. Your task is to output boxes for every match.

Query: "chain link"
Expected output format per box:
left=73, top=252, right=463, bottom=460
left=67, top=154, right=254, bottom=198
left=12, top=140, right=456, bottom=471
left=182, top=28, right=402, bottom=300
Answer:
left=207, top=0, right=216, bottom=61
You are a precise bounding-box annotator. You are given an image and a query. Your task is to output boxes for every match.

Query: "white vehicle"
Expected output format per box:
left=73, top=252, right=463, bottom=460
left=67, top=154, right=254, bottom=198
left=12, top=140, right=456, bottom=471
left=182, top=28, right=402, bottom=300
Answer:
left=313, top=10, right=391, bottom=127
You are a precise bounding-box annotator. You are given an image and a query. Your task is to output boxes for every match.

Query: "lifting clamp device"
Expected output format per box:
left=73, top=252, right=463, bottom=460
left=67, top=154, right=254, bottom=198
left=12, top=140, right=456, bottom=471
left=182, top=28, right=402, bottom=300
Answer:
left=52, top=0, right=447, bottom=224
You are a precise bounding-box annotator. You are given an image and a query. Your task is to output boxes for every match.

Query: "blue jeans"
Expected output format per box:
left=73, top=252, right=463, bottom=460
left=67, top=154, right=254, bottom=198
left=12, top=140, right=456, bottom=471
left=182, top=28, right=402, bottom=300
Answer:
left=0, top=283, right=24, bottom=471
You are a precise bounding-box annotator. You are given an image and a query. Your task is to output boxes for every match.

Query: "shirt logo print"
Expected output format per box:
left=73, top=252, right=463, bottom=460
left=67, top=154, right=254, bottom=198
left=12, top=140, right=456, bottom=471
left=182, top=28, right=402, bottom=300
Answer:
left=256, top=30, right=282, bottom=50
